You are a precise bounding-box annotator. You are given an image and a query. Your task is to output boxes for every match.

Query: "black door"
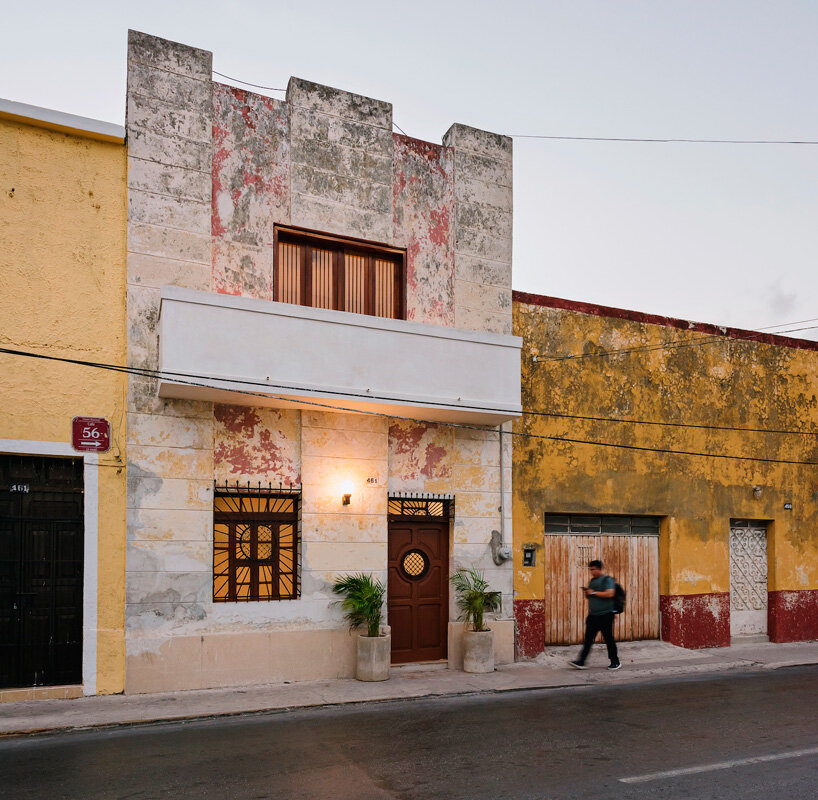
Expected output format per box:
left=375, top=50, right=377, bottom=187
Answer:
left=0, top=455, right=84, bottom=689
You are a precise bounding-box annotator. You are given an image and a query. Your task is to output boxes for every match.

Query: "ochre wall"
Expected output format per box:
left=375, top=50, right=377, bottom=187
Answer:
left=0, top=116, right=127, bottom=692
left=512, top=295, right=818, bottom=654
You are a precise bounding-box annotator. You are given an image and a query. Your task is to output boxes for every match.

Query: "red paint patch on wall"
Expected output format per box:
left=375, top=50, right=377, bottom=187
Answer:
left=514, top=599, right=545, bottom=659
left=768, top=590, right=818, bottom=643
left=660, top=593, right=730, bottom=649
left=211, top=83, right=290, bottom=300
left=213, top=404, right=301, bottom=485
left=392, top=134, right=454, bottom=328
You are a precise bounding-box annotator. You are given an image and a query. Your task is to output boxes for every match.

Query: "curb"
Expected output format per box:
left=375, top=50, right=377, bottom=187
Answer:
left=2, top=659, right=816, bottom=740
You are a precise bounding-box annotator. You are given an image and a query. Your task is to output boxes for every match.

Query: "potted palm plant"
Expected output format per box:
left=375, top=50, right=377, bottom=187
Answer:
left=332, top=573, right=390, bottom=681
left=451, top=566, right=502, bottom=673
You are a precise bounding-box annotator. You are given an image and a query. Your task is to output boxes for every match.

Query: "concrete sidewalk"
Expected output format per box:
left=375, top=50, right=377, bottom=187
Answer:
left=2, top=639, right=817, bottom=737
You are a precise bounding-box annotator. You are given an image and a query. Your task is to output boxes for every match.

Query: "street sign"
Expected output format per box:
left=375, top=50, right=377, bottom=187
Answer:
left=72, top=417, right=111, bottom=453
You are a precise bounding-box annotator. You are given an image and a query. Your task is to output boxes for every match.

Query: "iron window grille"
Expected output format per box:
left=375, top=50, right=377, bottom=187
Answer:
left=544, top=514, right=661, bottom=536
left=274, top=225, right=406, bottom=320
left=213, top=482, right=301, bottom=602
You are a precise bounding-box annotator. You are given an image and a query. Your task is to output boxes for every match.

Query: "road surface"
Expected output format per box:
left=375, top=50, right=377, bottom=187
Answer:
left=2, top=666, right=816, bottom=799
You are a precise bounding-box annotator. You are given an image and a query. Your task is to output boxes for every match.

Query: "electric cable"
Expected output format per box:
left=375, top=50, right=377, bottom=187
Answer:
left=1, top=345, right=816, bottom=466
left=212, top=70, right=286, bottom=92
left=531, top=323, right=818, bottom=363
left=510, top=134, right=818, bottom=145
left=523, top=409, right=817, bottom=436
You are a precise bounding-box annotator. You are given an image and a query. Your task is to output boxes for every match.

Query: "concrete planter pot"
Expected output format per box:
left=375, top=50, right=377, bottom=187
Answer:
left=463, top=629, right=494, bottom=673
left=356, top=633, right=391, bottom=681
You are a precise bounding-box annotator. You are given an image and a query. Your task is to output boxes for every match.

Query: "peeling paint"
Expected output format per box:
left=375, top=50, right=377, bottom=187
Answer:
left=392, top=134, right=454, bottom=327
left=660, top=593, right=730, bottom=648
left=213, top=404, right=301, bottom=485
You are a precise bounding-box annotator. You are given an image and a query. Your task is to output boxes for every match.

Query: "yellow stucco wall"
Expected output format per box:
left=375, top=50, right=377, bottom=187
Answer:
left=0, top=115, right=127, bottom=693
left=513, top=299, right=818, bottom=605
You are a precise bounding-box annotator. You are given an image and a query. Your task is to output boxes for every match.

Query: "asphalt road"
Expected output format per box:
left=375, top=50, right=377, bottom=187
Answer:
left=1, top=667, right=817, bottom=800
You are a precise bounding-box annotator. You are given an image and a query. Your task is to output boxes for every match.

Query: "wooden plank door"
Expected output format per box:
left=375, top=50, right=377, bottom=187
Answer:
left=387, top=520, right=448, bottom=664
left=543, top=534, right=659, bottom=645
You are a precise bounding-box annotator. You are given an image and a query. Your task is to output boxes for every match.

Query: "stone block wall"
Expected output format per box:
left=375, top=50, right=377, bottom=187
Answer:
left=124, top=30, right=515, bottom=692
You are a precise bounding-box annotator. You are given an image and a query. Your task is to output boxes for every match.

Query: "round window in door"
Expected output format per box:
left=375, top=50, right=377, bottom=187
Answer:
left=401, top=549, right=430, bottom=580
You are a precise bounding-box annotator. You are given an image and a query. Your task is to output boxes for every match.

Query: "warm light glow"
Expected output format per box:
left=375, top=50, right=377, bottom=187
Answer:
left=341, top=479, right=354, bottom=505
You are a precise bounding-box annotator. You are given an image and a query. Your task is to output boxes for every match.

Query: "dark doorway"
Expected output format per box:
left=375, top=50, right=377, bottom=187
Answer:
left=387, top=499, right=449, bottom=664
left=0, top=455, right=84, bottom=689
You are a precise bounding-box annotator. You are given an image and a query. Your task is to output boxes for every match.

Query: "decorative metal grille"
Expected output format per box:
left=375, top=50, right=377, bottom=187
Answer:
left=729, top=521, right=768, bottom=612
left=213, top=488, right=300, bottom=602
left=388, top=496, right=453, bottom=519
left=401, top=549, right=429, bottom=580
left=545, top=514, right=661, bottom=536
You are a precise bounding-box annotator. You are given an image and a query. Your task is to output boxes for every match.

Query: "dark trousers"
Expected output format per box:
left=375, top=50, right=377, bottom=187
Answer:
left=577, top=612, right=619, bottom=665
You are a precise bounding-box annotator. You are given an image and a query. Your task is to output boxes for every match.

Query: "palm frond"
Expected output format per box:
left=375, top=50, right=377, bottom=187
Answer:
left=450, top=566, right=501, bottom=632
left=332, top=573, right=385, bottom=637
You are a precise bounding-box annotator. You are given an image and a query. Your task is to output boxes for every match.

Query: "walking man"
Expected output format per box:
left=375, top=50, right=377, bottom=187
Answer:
left=570, top=559, right=621, bottom=670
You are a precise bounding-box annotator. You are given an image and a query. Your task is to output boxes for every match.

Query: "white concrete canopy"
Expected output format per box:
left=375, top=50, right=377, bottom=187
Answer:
left=157, top=287, right=522, bottom=424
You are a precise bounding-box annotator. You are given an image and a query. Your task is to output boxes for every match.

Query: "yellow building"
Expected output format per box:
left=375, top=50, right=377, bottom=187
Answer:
left=512, top=292, right=818, bottom=656
left=0, top=99, right=127, bottom=698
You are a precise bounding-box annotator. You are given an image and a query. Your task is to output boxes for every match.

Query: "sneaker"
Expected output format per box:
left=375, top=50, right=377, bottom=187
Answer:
left=608, top=662, right=622, bottom=671
left=569, top=660, right=587, bottom=670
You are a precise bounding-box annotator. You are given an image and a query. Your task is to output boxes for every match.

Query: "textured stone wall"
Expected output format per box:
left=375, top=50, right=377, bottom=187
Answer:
left=211, top=84, right=290, bottom=298
left=125, top=31, right=516, bottom=691
left=393, top=135, right=454, bottom=326
left=288, top=78, right=394, bottom=243
left=125, top=32, right=216, bottom=684
left=443, top=124, right=513, bottom=336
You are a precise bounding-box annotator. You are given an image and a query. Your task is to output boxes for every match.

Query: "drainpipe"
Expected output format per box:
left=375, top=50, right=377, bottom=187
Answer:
left=491, top=422, right=512, bottom=565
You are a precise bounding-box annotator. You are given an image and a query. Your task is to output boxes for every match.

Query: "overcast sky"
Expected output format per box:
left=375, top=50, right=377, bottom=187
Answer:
left=3, top=1, right=817, bottom=338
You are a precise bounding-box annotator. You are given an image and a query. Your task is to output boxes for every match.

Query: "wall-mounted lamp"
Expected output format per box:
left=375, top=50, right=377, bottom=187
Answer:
left=753, top=485, right=762, bottom=500
left=341, top=479, right=354, bottom=506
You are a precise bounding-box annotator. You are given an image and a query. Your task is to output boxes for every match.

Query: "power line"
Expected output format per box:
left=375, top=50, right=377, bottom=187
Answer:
left=211, top=71, right=818, bottom=146
left=212, top=70, right=286, bottom=92
left=525, top=409, right=817, bottom=436
left=511, top=134, right=818, bottom=145
left=532, top=323, right=818, bottom=364
left=1, top=345, right=816, bottom=467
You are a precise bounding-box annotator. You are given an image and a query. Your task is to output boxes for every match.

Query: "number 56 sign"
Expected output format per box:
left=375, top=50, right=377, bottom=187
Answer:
left=72, top=417, right=111, bottom=453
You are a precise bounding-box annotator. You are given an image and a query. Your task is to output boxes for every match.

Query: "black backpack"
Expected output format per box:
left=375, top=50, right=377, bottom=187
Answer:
left=613, top=582, right=626, bottom=614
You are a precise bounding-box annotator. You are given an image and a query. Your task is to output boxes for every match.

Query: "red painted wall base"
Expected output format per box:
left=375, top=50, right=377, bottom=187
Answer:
left=768, top=590, right=818, bottom=642
left=660, top=592, right=730, bottom=649
left=514, top=599, right=545, bottom=659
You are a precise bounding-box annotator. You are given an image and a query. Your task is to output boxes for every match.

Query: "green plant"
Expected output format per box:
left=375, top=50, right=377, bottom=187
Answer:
left=331, top=573, right=386, bottom=638
left=450, top=566, right=501, bottom=632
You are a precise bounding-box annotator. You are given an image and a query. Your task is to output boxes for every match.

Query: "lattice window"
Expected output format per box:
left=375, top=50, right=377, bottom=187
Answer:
left=274, top=226, right=405, bottom=320
left=213, top=492, right=300, bottom=602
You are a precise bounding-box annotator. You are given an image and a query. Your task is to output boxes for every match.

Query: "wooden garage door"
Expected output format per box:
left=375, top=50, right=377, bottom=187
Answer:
left=543, top=515, right=660, bottom=645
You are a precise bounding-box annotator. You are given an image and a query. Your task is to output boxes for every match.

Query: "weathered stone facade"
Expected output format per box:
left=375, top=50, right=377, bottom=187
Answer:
left=512, top=292, right=818, bottom=656
left=125, top=31, right=516, bottom=692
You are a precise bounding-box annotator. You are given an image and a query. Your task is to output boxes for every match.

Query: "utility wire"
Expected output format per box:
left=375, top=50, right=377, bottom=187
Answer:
left=210, top=71, right=818, bottom=146
left=524, top=409, right=817, bottom=436
left=1, top=345, right=816, bottom=467
left=532, top=323, right=818, bottom=364
left=213, top=70, right=286, bottom=92
left=511, top=134, right=818, bottom=145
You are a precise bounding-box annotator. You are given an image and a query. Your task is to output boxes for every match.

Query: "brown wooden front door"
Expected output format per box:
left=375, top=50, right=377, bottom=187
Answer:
left=387, top=519, right=448, bottom=664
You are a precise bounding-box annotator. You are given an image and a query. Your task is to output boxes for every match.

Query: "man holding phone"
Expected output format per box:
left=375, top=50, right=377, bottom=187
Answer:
left=570, top=559, right=621, bottom=670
